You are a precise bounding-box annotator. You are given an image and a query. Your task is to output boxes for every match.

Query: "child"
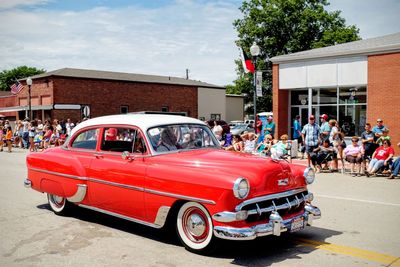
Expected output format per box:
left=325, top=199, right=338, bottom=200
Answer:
left=256, top=134, right=273, bottom=156
left=270, top=134, right=291, bottom=159
left=5, top=126, right=13, bottom=153
left=376, top=128, right=390, bottom=146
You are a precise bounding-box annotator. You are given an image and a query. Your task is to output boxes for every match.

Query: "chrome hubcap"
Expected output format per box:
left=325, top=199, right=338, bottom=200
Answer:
left=53, top=195, right=63, bottom=204
left=187, top=213, right=206, bottom=237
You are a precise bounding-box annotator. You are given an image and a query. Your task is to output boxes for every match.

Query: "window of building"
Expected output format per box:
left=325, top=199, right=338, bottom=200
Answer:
left=71, top=128, right=99, bottom=150
left=210, top=114, right=221, bottom=120
left=161, top=106, right=169, bottom=112
left=120, top=106, right=129, bottom=114
left=289, top=86, right=367, bottom=136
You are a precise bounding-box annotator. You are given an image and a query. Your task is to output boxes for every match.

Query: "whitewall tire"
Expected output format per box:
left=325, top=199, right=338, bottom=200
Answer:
left=176, top=202, right=214, bottom=252
left=47, top=193, right=71, bottom=215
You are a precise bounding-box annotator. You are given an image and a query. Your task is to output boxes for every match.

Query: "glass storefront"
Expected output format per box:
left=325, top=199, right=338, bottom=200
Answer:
left=290, top=86, right=367, bottom=137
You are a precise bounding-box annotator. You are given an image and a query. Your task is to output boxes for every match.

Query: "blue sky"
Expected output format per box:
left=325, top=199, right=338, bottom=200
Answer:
left=0, top=0, right=399, bottom=85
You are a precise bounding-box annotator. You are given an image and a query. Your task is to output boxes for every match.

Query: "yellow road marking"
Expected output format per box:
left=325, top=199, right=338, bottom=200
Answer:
left=295, top=238, right=400, bottom=266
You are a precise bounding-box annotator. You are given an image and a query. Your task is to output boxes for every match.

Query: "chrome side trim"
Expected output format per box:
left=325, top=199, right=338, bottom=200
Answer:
left=235, top=188, right=307, bottom=211
left=24, top=179, right=32, bottom=188
left=145, top=188, right=216, bottom=205
left=88, top=177, right=144, bottom=192
left=79, top=204, right=162, bottom=229
left=154, top=206, right=171, bottom=227
left=66, top=184, right=87, bottom=203
left=29, top=168, right=88, bottom=181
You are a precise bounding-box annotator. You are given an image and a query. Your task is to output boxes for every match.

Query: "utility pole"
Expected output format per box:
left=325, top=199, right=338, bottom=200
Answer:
left=186, top=69, right=189, bottom=79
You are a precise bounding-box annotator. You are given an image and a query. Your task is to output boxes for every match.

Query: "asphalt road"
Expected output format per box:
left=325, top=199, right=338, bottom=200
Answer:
left=1, top=149, right=400, bottom=267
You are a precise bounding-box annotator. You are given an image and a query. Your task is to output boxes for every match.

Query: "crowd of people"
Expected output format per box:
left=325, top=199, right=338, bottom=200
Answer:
left=0, top=118, right=81, bottom=152
left=297, top=114, right=399, bottom=179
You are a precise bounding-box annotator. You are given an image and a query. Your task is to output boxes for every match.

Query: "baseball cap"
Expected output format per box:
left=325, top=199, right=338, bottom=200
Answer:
left=377, top=118, right=383, bottom=122
left=320, top=114, right=328, bottom=120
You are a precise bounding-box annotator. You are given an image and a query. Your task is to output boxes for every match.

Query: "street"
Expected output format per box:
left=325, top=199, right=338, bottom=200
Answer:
left=1, top=149, right=400, bottom=267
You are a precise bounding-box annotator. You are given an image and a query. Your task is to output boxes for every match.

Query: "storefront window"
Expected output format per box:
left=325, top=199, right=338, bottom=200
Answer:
left=319, top=106, right=337, bottom=122
left=319, top=88, right=337, bottom=104
left=290, top=90, right=308, bottom=106
left=339, top=87, right=367, bottom=104
left=339, top=105, right=367, bottom=136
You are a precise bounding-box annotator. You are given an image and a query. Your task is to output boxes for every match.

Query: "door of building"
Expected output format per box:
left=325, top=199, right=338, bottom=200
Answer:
left=300, top=107, right=316, bottom=127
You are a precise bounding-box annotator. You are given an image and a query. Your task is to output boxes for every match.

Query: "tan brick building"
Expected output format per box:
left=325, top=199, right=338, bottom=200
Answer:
left=0, top=68, right=226, bottom=122
left=271, top=32, right=400, bottom=153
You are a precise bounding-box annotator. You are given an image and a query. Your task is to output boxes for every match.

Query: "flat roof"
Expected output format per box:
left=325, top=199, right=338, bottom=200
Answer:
left=271, top=32, right=400, bottom=63
left=26, top=68, right=224, bottom=89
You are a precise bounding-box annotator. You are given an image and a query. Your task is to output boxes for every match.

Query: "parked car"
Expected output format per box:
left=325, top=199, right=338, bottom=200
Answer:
left=25, top=114, right=320, bottom=253
left=230, top=123, right=255, bottom=135
left=228, top=120, right=244, bottom=127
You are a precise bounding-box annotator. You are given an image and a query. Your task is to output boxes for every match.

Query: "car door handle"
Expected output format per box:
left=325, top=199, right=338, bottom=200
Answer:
left=94, top=153, right=103, bottom=159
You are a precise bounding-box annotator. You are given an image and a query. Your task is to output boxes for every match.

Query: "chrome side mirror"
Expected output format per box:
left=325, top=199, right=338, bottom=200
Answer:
left=121, top=151, right=135, bottom=161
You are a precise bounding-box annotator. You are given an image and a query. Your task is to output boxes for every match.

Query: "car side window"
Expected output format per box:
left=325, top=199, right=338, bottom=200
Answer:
left=101, top=127, right=147, bottom=154
left=71, top=129, right=99, bottom=150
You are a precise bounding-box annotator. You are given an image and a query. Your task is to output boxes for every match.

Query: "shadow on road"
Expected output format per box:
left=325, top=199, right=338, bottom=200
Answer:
left=37, top=203, right=342, bottom=265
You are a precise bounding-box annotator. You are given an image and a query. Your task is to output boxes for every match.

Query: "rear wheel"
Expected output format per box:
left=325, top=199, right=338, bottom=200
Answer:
left=47, top=193, right=72, bottom=215
left=176, top=202, right=214, bottom=253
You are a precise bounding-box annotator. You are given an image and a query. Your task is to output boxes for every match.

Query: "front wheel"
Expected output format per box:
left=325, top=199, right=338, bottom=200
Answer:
left=47, top=193, right=72, bottom=215
left=176, top=202, right=215, bottom=253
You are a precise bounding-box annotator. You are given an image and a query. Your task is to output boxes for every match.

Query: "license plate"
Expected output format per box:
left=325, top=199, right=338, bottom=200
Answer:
left=290, top=216, right=305, bottom=232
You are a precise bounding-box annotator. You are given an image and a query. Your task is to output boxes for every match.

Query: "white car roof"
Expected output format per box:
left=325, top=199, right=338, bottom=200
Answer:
left=71, top=114, right=206, bottom=135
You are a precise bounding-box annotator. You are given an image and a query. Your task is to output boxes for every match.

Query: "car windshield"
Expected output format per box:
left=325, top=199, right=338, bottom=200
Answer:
left=147, top=124, right=220, bottom=154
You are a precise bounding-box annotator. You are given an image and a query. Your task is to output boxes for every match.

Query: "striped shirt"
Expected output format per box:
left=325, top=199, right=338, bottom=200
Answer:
left=301, top=123, right=320, bottom=146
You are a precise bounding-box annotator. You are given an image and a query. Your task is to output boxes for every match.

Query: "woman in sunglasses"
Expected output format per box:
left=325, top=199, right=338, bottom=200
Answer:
left=343, top=136, right=364, bottom=176
left=366, top=140, right=394, bottom=177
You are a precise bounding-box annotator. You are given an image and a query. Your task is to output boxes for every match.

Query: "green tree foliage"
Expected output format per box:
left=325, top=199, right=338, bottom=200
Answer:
left=0, top=66, right=45, bottom=91
left=228, top=0, right=360, bottom=115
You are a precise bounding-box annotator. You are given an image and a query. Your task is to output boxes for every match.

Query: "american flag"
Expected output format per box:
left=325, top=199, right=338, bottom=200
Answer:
left=10, top=81, right=24, bottom=95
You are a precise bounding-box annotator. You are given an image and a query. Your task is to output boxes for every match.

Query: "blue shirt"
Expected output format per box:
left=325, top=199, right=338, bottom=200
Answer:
left=372, top=125, right=386, bottom=135
left=293, top=120, right=301, bottom=139
left=301, top=123, right=320, bottom=146
left=264, top=121, right=276, bottom=136
left=320, top=121, right=331, bottom=133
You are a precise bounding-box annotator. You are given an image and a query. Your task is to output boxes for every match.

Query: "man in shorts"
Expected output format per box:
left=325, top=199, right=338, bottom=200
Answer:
left=302, top=115, right=321, bottom=167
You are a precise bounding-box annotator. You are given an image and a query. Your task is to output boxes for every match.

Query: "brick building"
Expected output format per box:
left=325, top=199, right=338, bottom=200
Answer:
left=0, top=68, right=227, bottom=122
left=271, top=32, right=400, bottom=152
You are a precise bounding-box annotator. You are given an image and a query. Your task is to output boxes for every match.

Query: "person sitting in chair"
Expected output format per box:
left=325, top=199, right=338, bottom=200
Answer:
left=311, top=139, right=334, bottom=173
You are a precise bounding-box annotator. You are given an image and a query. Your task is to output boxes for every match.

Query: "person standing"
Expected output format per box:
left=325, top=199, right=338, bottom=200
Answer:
left=361, top=123, right=377, bottom=160
left=372, top=118, right=386, bottom=139
left=264, top=116, right=276, bottom=138
left=293, top=115, right=302, bottom=143
left=319, top=114, right=331, bottom=142
left=5, top=126, right=12, bottom=153
left=301, top=115, right=321, bottom=167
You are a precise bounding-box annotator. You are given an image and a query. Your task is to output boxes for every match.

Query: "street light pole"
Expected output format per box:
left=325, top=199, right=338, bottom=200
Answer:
left=250, top=42, right=260, bottom=127
left=26, top=77, right=32, bottom=119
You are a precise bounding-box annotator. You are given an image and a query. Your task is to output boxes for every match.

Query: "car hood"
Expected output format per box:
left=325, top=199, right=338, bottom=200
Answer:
left=147, top=148, right=306, bottom=196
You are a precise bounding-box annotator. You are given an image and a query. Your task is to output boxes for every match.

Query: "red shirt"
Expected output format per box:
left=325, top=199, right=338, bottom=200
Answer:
left=374, top=146, right=395, bottom=160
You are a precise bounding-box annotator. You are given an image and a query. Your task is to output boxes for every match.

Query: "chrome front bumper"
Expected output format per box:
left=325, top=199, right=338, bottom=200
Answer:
left=213, top=203, right=321, bottom=241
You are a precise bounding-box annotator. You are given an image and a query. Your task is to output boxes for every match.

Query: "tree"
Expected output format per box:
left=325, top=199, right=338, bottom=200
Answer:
left=228, top=0, right=360, bottom=116
left=0, top=66, right=45, bottom=91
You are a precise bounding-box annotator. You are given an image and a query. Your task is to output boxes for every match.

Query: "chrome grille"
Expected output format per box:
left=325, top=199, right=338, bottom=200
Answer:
left=236, top=188, right=309, bottom=223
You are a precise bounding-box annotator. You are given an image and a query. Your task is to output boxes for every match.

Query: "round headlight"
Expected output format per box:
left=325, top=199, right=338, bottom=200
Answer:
left=304, top=167, right=315, bottom=184
left=233, top=178, right=250, bottom=199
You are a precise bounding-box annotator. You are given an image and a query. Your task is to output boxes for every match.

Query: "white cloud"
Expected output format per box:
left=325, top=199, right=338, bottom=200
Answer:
left=0, top=1, right=241, bottom=85
left=0, top=0, right=51, bottom=9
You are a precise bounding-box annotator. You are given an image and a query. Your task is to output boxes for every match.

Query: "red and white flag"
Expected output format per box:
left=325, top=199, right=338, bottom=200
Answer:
left=240, top=48, right=255, bottom=73
left=10, top=81, right=24, bottom=95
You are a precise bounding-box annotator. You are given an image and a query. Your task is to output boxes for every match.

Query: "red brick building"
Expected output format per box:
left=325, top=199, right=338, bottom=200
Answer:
left=0, top=68, right=224, bottom=122
left=271, top=32, right=400, bottom=152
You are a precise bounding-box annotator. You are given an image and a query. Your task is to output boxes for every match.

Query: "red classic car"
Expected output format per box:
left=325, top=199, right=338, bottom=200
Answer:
left=25, top=114, right=320, bottom=253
